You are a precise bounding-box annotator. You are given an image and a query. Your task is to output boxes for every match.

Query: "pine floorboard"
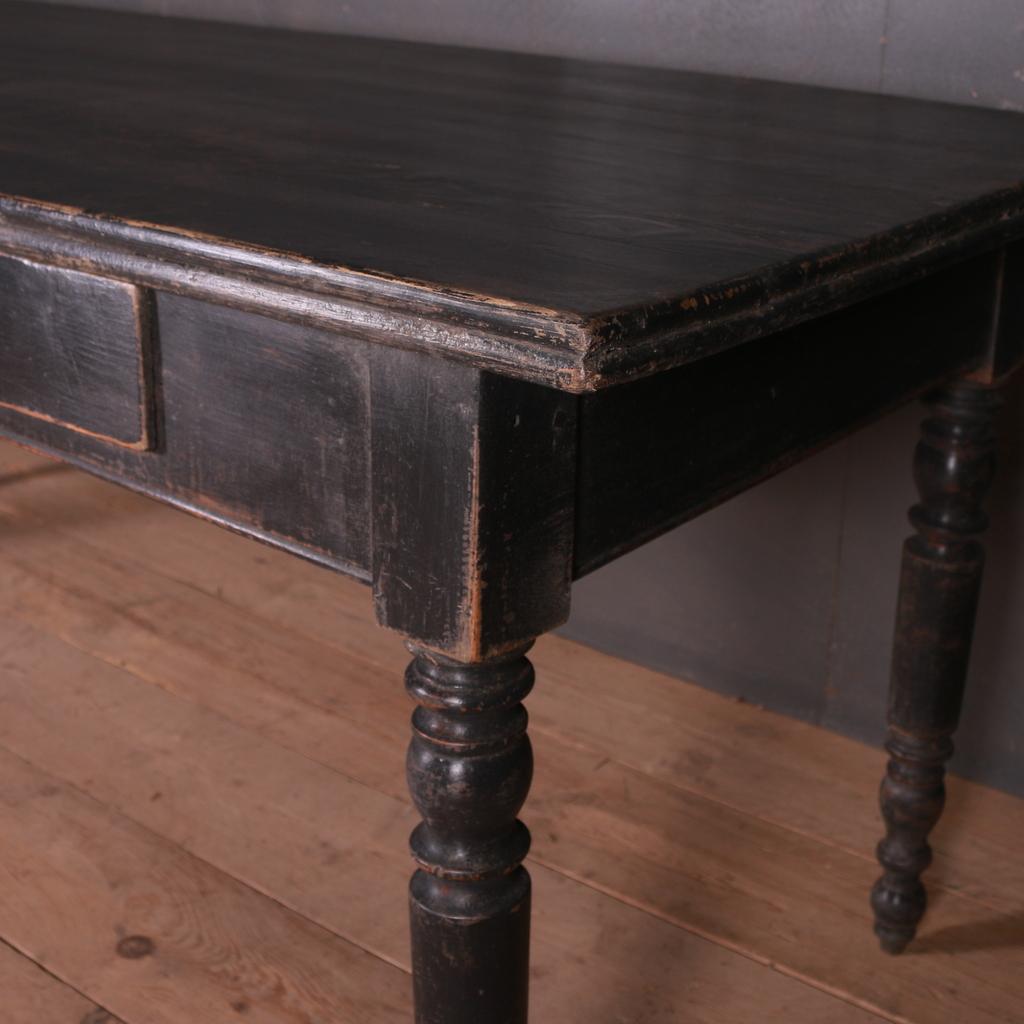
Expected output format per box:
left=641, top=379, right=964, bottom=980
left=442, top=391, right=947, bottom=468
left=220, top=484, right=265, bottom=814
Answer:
left=0, top=440, right=1021, bottom=1023
left=0, top=937, right=119, bottom=1023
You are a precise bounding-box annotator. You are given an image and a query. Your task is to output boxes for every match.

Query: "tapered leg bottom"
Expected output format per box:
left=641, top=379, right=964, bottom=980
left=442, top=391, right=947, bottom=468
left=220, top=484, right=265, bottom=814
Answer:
left=872, top=733, right=950, bottom=953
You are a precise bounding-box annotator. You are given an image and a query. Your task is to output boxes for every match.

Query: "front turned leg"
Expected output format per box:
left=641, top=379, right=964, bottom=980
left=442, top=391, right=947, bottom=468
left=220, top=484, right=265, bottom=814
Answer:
left=406, top=645, right=534, bottom=1024
left=872, top=379, right=999, bottom=954
left=370, top=347, right=576, bottom=1021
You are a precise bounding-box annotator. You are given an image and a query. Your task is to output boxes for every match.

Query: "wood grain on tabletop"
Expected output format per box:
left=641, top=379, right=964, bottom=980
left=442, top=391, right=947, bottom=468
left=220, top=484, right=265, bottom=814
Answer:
left=1, top=1, right=1023, bottom=383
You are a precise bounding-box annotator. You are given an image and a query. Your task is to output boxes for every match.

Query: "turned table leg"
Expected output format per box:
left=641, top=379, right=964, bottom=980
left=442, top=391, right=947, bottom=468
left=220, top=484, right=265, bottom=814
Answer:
left=406, top=646, right=534, bottom=1024
left=871, top=378, right=999, bottom=954
left=369, top=346, right=577, bottom=1022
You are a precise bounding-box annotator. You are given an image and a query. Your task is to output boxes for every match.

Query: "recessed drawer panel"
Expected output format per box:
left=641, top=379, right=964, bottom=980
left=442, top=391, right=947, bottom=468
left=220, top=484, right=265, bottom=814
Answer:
left=0, top=255, right=154, bottom=448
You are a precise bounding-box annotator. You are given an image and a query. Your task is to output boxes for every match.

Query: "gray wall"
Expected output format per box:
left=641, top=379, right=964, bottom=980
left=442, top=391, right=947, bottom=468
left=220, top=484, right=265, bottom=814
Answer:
left=27, top=0, right=1024, bottom=794
left=572, top=377, right=1024, bottom=796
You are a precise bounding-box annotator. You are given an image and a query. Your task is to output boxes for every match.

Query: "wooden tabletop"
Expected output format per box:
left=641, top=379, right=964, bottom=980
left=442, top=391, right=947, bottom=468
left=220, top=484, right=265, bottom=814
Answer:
left=2, top=1, right=1024, bottom=388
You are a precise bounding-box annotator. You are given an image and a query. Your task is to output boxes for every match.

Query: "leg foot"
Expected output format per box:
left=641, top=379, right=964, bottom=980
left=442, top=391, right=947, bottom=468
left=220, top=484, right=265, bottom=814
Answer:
left=872, top=733, right=949, bottom=954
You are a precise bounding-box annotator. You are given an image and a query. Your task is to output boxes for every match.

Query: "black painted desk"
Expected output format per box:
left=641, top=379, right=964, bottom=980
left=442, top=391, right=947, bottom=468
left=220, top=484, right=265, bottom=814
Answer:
left=1, top=4, right=1023, bottom=1021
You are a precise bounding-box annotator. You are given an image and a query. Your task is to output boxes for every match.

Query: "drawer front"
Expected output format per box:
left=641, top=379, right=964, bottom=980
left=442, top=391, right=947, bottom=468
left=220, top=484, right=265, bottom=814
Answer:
left=0, top=255, right=155, bottom=448
left=0, top=293, right=372, bottom=576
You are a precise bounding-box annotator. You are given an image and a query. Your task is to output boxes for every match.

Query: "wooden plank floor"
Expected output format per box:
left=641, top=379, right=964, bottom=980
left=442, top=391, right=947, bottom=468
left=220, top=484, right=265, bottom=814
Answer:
left=0, top=439, right=1021, bottom=1024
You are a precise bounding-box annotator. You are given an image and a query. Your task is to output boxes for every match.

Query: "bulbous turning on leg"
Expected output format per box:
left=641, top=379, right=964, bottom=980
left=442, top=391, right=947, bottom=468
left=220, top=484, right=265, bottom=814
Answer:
left=405, top=644, right=535, bottom=1024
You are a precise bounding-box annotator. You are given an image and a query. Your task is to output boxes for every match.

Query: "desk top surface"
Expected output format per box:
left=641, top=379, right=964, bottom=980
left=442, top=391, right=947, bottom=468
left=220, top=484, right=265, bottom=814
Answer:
left=2, top=2, right=1024, bottom=388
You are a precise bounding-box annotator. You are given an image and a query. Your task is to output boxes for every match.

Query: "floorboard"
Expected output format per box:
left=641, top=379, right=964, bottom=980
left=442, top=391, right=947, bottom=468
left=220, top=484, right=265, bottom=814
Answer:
left=0, top=937, right=119, bottom=1023
left=3, top=445, right=1019, bottom=918
left=0, top=746, right=411, bottom=1023
left=1, top=442, right=1021, bottom=1023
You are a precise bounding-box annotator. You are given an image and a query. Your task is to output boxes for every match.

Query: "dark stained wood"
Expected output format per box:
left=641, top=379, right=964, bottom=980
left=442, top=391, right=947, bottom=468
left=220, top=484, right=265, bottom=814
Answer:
left=0, top=295, right=372, bottom=576
left=367, top=350, right=574, bottom=1021
left=405, top=647, right=534, bottom=1024
left=0, top=252, right=1006, bottom=592
left=872, top=379, right=999, bottom=954
left=0, top=199, right=585, bottom=392
left=0, top=254, right=154, bottom=448
left=3, top=6, right=1024, bottom=1021
left=369, top=347, right=576, bottom=661
left=574, top=253, right=1002, bottom=576
left=971, top=241, right=1024, bottom=384
left=2, top=3, right=1024, bottom=388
